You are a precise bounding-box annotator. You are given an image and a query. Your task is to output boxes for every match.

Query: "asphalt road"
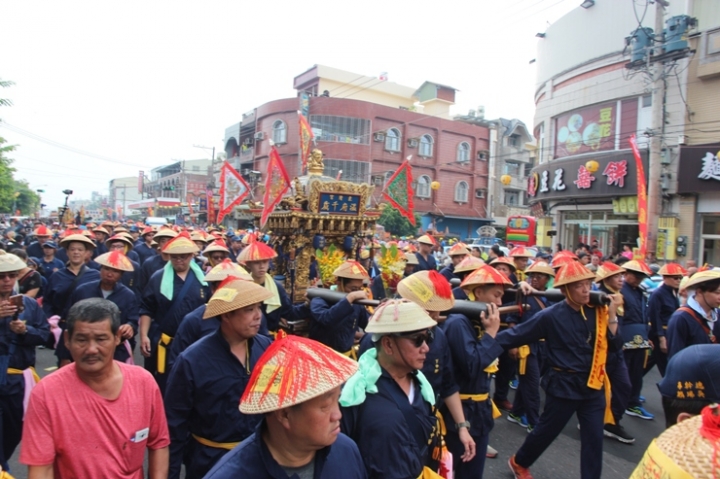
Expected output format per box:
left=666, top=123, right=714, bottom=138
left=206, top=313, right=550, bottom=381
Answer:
left=9, top=348, right=665, bottom=479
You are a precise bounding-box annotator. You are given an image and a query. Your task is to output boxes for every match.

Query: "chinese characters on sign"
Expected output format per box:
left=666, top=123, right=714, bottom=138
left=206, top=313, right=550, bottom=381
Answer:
left=319, top=193, right=361, bottom=215
left=698, top=151, right=720, bottom=181
left=603, top=160, right=628, bottom=187
left=554, top=101, right=617, bottom=158
left=574, top=166, right=596, bottom=189
left=552, top=169, right=566, bottom=191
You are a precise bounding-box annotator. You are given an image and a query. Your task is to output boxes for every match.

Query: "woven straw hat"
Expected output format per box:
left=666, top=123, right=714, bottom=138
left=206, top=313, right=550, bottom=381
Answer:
left=417, top=235, right=436, bottom=245
left=141, top=226, right=155, bottom=236
left=658, top=263, right=688, bottom=276
left=333, top=260, right=369, bottom=280
left=595, top=262, right=626, bottom=283
left=239, top=336, right=357, bottom=414
left=365, top=299, right=437, bottom=334
left=161, top=232, right=200, bottom=255
left=154, top=228, right=178, bottom=240
left=0, top=251, right=27, bottom=272
left=205, top=259, right=252, bottom=282
left=191, top=232, right=209, bottom=243
left=447, top=243, right=471, bottom=257
left=203, top=278, right=274, bottom=319
left=238, top=241, right=277, bottom=263
left=59, top=234, right=96, bottom=249
left=454, top=256, right=485, bottom=274
left=489, top=257, right=517, bottom=272
left=106, top=234, right=134, bottom=249
left=113, top=226, right=129, bottom=234
left=397, top=270, right=455, bottom=311
left=92, top=226, right=110, bottom=235
left=554, top=261, right=596, bottom=288
left=33, top=225, right=52, bottom=237
left=623, top=260, right=653, bottom=277
left=552, top=252, right=579, bottom=270
left=403, top=252, right=419, bottom=266
left=461, top=264, right=513, bottom=291
left=525, top=261, right=555, bottom=277
left=509, top=246, right=534, bottom=258
left=205, top=239, right=230, bottom=254
left=95, top=251, right=134, bottom=272
left=631, top=409, right=719, bottom=478
left=685, top=270, right=720, bottom=290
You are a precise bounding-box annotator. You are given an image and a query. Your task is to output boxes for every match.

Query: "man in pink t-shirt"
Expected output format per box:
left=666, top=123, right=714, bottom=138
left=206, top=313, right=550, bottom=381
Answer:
left=20, top=298, right=170, bottom=479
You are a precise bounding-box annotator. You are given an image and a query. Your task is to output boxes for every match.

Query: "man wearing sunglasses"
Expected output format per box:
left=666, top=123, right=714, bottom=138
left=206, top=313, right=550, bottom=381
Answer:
left=646, top=264, right=687, bottom=377
left=0, top=251, right=50, bottom=472
left=340, top=300, right=439, bottom=479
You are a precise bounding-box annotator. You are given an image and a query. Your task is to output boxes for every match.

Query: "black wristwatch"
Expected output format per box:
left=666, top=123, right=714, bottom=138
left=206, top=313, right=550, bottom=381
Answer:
left=455, top=421, right=471, bottom=430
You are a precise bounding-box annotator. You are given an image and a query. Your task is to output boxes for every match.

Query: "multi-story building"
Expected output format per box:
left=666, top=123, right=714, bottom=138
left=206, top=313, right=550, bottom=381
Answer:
left=223, top=65, right=494, bottom=238
left=528, top=1, right=704, bottom=260
left=109, top=177, right=142, bottom=217
left=677, top=2, right=720, bottom=265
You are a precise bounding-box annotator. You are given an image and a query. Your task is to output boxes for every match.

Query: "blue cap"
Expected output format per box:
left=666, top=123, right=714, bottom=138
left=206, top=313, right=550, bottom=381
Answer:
left=42, top=241, right=58, bottom=249
left=658, top=344, right=720, bottom=402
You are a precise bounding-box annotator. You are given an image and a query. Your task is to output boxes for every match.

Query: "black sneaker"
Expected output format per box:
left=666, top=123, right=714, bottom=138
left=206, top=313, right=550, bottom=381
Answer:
left=603, top=423, right=635, bottom=444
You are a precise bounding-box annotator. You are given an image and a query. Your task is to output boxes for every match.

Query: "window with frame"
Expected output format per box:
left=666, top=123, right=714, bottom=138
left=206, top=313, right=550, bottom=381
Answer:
left=508, top=134, right=521, bottom=147
left=455, top=181, right=469, bottom=203
left=416, top=175, right=431, bottom=198
left=323, top=159, right=371, bottom=184
left=457, top=142, right=470, bottom=162
left=309, top=115, right=371, bottom=144
left=419, top=135, right=433, bottom=157
left=385, top=128, right=401, bottom=152
left=504, top=190, right=520, bottom=206
left=503, top=161, right=520, bottom=176
left=272, top=120, right=287, bottom=144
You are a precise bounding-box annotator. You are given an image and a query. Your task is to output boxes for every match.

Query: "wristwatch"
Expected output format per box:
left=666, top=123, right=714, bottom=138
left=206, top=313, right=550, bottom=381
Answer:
left=455, top=421, right=471, bottom=430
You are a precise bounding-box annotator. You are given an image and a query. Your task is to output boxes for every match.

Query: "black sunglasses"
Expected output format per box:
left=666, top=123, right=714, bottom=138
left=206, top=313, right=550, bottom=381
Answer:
left=0, top=272, right=19, bottom=280
left=394, top=329, right=434, bottom=348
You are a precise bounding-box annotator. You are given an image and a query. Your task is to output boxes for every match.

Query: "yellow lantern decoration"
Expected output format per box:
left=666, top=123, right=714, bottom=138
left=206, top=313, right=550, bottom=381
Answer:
left=585, top=160, right=599, bottom=173
left=500, top=174, right=512, bottom=185
left=430, top=181, right=441, bottom=191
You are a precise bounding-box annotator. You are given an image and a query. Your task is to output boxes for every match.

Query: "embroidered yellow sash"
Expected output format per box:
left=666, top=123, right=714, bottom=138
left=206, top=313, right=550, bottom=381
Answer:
left=587, top=305, right=614, bottom=425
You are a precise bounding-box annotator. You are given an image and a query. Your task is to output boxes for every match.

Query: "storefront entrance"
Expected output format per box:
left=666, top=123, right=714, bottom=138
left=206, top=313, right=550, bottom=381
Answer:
left=560, top=210, right=638, bottom=257
left=701, top=216, right=720, bottom=267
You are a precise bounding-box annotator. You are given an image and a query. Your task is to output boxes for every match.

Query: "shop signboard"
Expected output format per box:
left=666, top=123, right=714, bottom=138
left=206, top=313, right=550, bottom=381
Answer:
left=677, top=142, right=720, bottom=193
left=554, top=101, right=617, bottom=158
left=527, top=149, right=648, bottom=203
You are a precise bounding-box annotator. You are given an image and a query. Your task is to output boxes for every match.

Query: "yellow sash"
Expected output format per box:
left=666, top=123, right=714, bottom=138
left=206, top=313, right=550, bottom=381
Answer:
left=192, top=434, right=239, bottom=450
left=587, top=306, right=614, bottom=425
left=263, top=274, right=282, bottom=314
left=7, top=367, right=40, bottom=383
left=517, top=345, right=531, bottom=375
left=629, top=439, right=695, bottom=479
left=417, top=466, right=444, bottom=479
left=341, top=347, right=358, bottom=361
left=458, top=393, right=502, bottom=419
left=157, top=333, right=173, bottom=374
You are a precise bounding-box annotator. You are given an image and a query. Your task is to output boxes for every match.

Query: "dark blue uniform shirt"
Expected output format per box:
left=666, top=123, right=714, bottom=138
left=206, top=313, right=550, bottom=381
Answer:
left=341, top=369, right=435, bottom=479
left=140, top=255, right=167, bottom=292
left=43, top=266, right=101, bottom=318
left=0, top=296, right=50, bottom=371
left=496, top=301, right=623, bottom=400
left=620, top=282, right=649, bottom=343
left=134, top=242, right=157, bottom=264
left=666, top=305, right=720, bottom=358
left=38, top=258, right=64, bottom=282
left=165, top=331, right=272, bottom=479
left=260, top=279, right=300, bottom=333
left=309, top=297, right=368, bottom=353
left=439, top=264, right=457, bottom=282
left=414, top=253, right=437, bottom=272
left=647, top=283, right=679, bottom=338
left=452, top=286, right=468, bottom=300
left=70, top=280, right=139, bottom=362
left=204, top=421, right=367, bottom=479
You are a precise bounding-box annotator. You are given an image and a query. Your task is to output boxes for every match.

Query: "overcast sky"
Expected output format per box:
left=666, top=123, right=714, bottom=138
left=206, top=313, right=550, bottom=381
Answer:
left=0, top=0, right=578, bottom=210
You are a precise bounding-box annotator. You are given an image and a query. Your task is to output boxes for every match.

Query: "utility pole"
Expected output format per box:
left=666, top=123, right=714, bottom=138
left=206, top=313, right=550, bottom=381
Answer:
left=646, top=0, right=669, bottom=260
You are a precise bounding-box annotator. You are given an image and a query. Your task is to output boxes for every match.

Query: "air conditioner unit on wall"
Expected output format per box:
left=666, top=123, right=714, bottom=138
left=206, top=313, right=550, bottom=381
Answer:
left=373, top=132, right=385, bottom=142
left=254, top=132, right=265, bottom=141
left=407, top=138, right=419, bottom=148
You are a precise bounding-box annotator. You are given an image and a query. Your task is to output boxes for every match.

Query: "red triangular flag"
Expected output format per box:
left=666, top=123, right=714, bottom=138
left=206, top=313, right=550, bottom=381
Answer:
left=298, top=112, right=314, bottom=172
left=260, top=146, right=291, bottom=228
left=382, top=159, right=415, bottom=225
left=217, top=161, right=250, bottom=224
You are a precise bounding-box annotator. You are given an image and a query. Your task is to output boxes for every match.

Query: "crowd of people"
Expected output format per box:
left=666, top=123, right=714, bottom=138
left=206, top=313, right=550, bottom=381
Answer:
left=0, top=216, right=719, bottom=479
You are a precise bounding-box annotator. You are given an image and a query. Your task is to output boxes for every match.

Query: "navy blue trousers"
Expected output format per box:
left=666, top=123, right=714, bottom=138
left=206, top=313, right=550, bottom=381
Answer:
left=0, top=377, right=24, bottom=472
left=511, top=353, right=540, bottom=426
left=606, top=352, right=631, bottom=423
left=515, top=392, right=606, bottom=479
left=493, top=348, right=516, bottom=403
left=624, top=348, right=648, bottom=409
left=446, top=429, right=489, bottom=479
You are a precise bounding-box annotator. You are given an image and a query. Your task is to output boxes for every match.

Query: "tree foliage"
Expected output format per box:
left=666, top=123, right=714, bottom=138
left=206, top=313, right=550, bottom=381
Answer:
left=0, top=78, right=39, bottom=215
left=377, top=205, right=421, bottom=237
